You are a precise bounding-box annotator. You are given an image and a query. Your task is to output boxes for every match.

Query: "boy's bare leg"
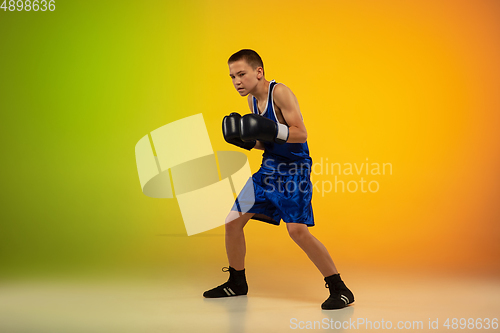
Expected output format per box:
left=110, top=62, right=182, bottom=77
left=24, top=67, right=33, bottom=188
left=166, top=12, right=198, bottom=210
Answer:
left=286, top=222, right=338, bottom=277
left=203, top=211, right=254, bottom=298
left=224, top=211, right=254, bottom=270
left=286, top=222, right=354, bottom=309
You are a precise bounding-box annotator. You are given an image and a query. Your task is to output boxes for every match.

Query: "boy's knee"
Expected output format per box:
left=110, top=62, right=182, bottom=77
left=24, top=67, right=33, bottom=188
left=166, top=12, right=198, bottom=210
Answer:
left=287, top=224, right=309, bottom=242
left=224, top=212, right=250, bottom=232
left=225, top=220, right=240, bottom=233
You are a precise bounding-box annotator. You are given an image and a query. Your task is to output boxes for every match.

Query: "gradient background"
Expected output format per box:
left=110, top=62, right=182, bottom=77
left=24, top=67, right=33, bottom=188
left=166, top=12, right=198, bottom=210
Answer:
left=1, top=0, right=499, bottom=286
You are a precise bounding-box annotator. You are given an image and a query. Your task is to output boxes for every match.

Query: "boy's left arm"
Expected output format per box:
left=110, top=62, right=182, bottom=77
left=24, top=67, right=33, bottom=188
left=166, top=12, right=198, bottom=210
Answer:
left=273, top=84, right=308, bottom=144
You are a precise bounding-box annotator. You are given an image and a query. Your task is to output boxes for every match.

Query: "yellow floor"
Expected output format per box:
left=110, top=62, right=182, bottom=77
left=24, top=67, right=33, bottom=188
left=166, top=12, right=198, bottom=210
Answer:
left=1, top=268, right=499, bottom=333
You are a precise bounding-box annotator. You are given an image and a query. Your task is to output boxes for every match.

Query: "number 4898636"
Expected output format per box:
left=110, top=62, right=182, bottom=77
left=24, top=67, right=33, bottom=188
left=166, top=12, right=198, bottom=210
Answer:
left=1, top=0, right=56, bottom=11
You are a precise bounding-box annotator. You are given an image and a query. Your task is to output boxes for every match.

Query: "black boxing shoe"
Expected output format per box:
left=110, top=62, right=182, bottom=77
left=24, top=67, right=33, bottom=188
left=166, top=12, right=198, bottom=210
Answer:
left=203, top=267, right=248, bottom=298
left=321, top=274, right=355, bottom=310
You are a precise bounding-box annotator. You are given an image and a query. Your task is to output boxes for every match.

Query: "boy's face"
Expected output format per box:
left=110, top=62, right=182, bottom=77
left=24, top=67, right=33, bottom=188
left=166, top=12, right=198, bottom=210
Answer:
left=228, top=60, right=262, bottom=96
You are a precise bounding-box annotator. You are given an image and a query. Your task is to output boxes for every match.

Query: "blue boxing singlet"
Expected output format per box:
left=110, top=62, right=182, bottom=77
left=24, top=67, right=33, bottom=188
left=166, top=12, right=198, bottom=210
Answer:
left=252, top=80, right=313, bottom=170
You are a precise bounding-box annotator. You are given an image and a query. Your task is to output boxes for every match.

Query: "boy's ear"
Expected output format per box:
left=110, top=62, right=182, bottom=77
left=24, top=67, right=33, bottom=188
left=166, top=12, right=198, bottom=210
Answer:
left=257, top=67, right=264, bottom=79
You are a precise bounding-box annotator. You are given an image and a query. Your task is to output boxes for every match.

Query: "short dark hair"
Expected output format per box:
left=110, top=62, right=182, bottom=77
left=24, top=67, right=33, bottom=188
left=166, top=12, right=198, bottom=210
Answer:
left=228, top=49, right=264, bottom=73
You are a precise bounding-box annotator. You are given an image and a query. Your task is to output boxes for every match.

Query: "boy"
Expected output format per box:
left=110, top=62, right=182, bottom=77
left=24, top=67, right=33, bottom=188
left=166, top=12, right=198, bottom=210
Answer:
left=203, top=49, right=354, bottom=310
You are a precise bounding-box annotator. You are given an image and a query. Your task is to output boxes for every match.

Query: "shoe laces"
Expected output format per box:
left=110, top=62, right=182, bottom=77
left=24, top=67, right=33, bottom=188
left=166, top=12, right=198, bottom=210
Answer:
left=222, top=267, right=230, bottom=272
left=325, top=282, right=343, bottom=297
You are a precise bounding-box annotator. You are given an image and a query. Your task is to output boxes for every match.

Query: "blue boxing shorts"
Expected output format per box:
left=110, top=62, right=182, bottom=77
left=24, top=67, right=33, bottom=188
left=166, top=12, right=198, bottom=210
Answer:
left=231, top=157, right=314, bottom=226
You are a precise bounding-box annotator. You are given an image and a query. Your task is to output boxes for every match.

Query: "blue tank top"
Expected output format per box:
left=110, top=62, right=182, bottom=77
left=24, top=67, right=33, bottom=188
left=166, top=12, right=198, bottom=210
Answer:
left=252, top=80, right=312, bottom=172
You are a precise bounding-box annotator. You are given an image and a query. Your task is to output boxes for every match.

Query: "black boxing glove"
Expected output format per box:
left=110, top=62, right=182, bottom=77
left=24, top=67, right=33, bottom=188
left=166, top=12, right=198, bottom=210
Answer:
left=222, top=113, right=256, bottom=150
left=240, top=113, right=289, bottom=144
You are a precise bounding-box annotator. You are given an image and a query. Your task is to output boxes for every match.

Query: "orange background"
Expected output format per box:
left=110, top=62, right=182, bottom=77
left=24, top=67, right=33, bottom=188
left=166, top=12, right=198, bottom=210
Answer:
left=0, top=0, right=498, bottom=279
